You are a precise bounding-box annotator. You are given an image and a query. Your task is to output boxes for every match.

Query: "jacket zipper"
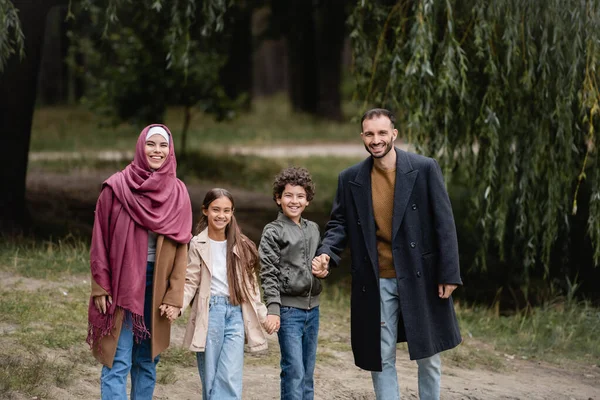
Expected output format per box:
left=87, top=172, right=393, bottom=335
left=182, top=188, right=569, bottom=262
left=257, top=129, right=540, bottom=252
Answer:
left=302, top=222, right=313, bottom=309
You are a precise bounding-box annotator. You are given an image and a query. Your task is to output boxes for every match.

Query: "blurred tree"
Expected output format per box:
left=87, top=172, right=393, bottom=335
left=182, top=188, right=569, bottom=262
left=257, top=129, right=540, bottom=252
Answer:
left=270, top=0, right=349, bottom=120
left=350, top=1, right=600, bottom=289
left=0, top=0, right=229, bottom=231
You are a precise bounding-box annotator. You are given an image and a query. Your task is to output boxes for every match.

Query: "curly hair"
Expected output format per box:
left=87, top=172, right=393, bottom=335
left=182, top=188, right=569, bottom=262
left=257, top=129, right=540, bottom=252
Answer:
left=272, top=167, right=315, bottom=203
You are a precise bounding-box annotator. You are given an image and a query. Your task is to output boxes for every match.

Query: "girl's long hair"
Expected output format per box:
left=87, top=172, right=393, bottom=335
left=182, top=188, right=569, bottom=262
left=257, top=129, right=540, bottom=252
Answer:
left=195, top=188, right=259, bottom=305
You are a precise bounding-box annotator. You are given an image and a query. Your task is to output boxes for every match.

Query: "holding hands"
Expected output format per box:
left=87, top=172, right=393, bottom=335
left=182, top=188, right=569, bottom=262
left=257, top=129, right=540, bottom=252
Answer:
left=311, top=254, right=330, bottom=278
left=263, top=314, right=280, bottom=335
left=159, top=304, right=181, bottom=322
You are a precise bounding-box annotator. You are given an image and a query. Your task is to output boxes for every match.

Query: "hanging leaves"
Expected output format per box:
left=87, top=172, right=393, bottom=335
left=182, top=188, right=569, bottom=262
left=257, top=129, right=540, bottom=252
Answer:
left=350, top=0, right=600, bottom=275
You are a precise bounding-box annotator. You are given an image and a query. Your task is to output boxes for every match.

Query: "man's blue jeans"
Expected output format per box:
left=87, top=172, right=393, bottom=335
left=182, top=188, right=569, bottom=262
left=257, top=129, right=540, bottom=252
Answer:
left=277, top=306, right=320, bottom=400
left=100, top=262, right=160, bottom=400
left=371, top=278, right=442, bottom=400
left=196, top=296, right=245, bottom=400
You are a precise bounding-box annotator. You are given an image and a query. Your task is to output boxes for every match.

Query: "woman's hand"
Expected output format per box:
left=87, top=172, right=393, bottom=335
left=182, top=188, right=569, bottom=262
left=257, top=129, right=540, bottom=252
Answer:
left=160, top=304, right=181, bottom=322
left=93, top=295, right=113, bottom=314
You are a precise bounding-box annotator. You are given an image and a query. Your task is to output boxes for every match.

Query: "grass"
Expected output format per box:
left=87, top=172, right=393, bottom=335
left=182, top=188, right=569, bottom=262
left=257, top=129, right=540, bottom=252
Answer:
left=457, top=301, right=600, bottom=367
left=30, top=94, right=360, bottom=152
left=0, top=238, right=599, bottom=397
left=0, top=350, right=74, bottom=398
left=0, top=235, right=89, bottom=279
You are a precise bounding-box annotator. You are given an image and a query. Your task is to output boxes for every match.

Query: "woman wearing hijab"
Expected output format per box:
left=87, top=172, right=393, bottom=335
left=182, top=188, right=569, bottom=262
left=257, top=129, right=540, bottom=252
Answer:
left=86, top=125, right=192, bottom=399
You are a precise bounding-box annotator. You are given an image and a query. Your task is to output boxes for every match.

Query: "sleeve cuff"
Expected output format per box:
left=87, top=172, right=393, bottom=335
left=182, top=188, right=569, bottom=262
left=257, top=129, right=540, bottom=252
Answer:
left=267, top=303, right=281, bottom=316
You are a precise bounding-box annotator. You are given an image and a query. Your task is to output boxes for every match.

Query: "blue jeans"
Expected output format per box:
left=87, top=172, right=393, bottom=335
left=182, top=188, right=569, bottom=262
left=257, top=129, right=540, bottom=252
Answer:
left=371, top=278, right=441, bottom=400
left=197, top=296, right=245, bottom=400
left=277, top=306, right=320, bottom=400
left=101, top=261, right=159, bottom=400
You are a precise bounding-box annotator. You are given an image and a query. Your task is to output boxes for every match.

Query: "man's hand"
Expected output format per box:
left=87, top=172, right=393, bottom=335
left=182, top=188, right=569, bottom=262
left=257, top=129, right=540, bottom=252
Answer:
left=311, top=254, right=330, bottom=278
left=93, top=295, right=113, bottom=314
left=263, top=314, right=280, bottom=334
left=438, top=284, right=457, bottom=299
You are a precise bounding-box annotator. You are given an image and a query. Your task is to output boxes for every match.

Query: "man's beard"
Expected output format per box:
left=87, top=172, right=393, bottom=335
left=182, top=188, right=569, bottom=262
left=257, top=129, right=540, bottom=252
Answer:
left=364, top=140, right=394, bottom=159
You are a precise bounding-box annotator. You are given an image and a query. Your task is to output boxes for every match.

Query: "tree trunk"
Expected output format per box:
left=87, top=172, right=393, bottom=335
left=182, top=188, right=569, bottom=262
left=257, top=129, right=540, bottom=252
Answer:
left=0, top=0, right=67, bottom=232
left=274, top=0, right=319, bottom=114
left=314, top=0, right=347, bottom=121
left=220, top=3, right=253, bottom=110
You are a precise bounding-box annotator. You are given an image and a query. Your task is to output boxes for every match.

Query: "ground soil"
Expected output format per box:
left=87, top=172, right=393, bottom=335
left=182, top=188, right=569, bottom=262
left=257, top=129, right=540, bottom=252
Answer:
left=9, top=165, right=600, bottom=400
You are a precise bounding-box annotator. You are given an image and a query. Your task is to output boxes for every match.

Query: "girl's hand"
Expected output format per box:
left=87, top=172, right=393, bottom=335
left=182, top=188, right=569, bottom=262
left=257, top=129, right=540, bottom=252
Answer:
left=263, top=314, right=280, bottom=334
left=160, top=304, right=181, bottom=321
left=94, top=295, right=113, bottom=314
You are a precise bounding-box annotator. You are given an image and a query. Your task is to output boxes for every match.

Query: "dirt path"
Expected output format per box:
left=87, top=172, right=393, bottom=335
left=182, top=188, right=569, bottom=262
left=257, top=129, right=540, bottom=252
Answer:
left=13, top=165, right=600, bottom=399
left=2, top=271, right=599, bottom=400
left=28, top=142, right=412, bottom=162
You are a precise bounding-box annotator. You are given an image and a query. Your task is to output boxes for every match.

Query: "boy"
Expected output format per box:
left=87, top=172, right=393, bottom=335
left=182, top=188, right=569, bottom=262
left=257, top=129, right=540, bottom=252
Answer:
left=259, top=167, right=324, bottom=400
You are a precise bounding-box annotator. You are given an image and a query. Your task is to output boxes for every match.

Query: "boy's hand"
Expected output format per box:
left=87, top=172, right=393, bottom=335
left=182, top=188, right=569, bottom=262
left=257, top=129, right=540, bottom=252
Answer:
left=311, top=254, right=330, bottom=278
left=263, top=314, right=280, bottom=334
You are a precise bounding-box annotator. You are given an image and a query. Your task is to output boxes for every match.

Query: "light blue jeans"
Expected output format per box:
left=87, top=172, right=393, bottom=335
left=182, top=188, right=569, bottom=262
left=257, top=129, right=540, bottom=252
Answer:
left=197, top=296, right=245, bottom=400
left=277, top=306, right=320, bottom=400
left=372, top=278, right=442, bottom=400
left=100, top=262, right=159, bottom=400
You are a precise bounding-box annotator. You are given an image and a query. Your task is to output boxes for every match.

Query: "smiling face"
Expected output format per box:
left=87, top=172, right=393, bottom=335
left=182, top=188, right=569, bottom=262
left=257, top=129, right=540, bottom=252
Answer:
left=276, top=184, right=309, bottom=224
left=203, top=195, right=233, bottom=239
left=144, top=133, right=170, bottom=170
left=361, top=115, right=398, bottom=160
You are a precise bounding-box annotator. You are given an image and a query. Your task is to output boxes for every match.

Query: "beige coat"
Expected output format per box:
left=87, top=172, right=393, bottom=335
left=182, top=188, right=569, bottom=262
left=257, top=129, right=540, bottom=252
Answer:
left=91, top=236, right=188, bottom=367
left=181, top=229, right=268, bottom=353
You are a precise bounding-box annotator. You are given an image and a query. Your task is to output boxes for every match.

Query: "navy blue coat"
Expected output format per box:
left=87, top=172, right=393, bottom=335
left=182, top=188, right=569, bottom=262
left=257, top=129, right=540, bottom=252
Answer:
left=318, top=148, right=462, bottom=371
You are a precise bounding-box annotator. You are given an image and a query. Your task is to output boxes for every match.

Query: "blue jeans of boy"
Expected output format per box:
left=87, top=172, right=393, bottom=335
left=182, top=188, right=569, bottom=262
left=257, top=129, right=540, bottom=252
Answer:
left=371, top=278, right=442, bottom=400
left=277, top=306, right=320, bottom=400
left=197, top=296, right=245, bottom=400
left=100, top=262, right=160, bottom=400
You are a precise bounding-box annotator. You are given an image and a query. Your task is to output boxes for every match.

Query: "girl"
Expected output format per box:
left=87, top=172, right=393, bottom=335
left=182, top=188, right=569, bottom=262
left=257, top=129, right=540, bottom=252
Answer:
left=168, top=188, right=270, bottom=400
left=86, top=125, right=192, bottom=400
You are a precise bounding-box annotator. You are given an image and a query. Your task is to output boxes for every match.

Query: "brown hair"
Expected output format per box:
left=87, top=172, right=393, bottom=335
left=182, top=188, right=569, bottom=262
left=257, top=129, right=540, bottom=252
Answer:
left=360, top=108, right=396, bottom=132
left=195, top=188, right=259, bottom=306
left=272, top=167, right=315, bottom=204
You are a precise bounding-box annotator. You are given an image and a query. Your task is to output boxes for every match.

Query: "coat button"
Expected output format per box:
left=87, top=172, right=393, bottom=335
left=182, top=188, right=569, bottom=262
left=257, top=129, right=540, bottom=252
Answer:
left=412, top=204, right=417, bottom=210
left=416, top=271, right=422, bottom=278
left=357, top=220, right=361, bottom=225
left=410, top=242, right=416, bottom=248
left=362, top=286, right=366, bottom=292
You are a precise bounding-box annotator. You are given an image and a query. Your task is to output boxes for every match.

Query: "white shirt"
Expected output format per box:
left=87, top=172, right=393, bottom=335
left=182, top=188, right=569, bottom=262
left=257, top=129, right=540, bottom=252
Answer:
left=210, top=239, right=229, bottom=297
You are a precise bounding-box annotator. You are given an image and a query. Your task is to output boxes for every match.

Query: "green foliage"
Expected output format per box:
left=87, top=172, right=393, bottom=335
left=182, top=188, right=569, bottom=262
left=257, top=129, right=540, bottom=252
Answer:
left=0, top=0, right=24, bottom=72
left=350, top=1, right=600, bottom=280
left=68, top=1, right=234, bottom=125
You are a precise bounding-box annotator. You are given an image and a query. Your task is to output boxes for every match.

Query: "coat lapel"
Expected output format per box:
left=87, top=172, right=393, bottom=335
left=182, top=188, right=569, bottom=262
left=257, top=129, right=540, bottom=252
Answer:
left=198, top=229, right=212, bottom=276
left=349, top=157, right=379, bottom=278
left=392, top=148, right=418, bottom=241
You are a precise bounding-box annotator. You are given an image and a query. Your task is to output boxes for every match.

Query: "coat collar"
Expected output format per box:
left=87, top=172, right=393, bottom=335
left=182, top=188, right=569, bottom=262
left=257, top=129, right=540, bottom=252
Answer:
left=349, top=147, right=418, bottom=276
left=276, top=210, right=306, bottom=227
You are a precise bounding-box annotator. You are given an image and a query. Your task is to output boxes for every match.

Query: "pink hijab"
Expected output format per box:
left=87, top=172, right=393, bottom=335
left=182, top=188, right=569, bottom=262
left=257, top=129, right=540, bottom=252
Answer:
left=87, top=124, right=192, bottom=349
